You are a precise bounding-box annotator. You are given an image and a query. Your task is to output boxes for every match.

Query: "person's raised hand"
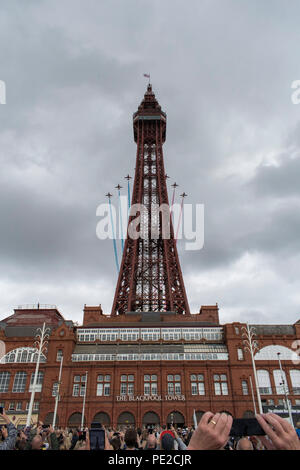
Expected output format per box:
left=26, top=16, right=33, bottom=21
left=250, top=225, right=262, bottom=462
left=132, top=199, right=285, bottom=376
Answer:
left=256, top=413, right=300, bottom=450
left=187, top=412, right=233, bottom=450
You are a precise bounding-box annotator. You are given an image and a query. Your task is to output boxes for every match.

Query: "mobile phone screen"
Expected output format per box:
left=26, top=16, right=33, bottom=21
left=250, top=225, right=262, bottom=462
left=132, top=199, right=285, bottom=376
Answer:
left=230, top=418, right=265, bottom=437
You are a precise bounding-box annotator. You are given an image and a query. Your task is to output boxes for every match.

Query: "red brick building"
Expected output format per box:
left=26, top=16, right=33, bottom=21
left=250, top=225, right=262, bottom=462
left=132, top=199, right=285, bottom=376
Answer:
left=1, top=85, right=300, bottom=429
left=0, top=304, right=299, bottom=428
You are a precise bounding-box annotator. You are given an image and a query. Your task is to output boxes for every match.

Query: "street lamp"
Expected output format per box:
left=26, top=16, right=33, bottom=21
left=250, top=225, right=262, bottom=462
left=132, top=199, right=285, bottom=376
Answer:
left=242, top=323, right=263, bottom=414
left=277, top=352, right=293, bottom=425
left=26, top=322, right=50, bottom=427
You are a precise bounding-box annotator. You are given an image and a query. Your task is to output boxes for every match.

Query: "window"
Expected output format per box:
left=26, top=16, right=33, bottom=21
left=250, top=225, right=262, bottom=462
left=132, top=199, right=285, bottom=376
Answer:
left=144, top=374, right=157, bottom=395
left=190, top=374, right=205, bottom=396
left=242, top=380, right=248, bottom=395
left=167, top=374, right=181, bottom=395
left=9, top=402, right=15, bottom=411
left=72, top=375, right=87, bottom=397
left=257, top=370, right=272, bottom=395
left=234, top=327, right=239, bottom=335
left=97, top=374, right=111, bottom=396
left=0, top=372, right=11, bottom=393
left=16, top=402, right=22, bottom=411
left=0, top=347, right=46, bottom=364
left=120, top=375, right=134, bottom=395
left=290, top=370, right=300, bottom=395
left=267, top=399, right=274, bottom=406
left=12, top=372, right=27, bottom=393
left=33, top=402, right=39, bottom=411
left=237, top=349, right=244, bottom=360
left=254, top=345, right=294, bottom=361
left=52, top=383, right=59, bottom=397
left=273, top=370, right=289, bottom=395
left=214, top=374, right=228, bottom=395
left=56, top=350, right=63, bottom=362
left=29, top=371, right=44, bottom=392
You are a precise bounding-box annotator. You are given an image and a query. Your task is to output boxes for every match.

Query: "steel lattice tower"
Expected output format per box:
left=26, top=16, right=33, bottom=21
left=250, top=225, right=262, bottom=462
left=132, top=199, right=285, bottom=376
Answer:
left=111, top=84, right=190, bottom=315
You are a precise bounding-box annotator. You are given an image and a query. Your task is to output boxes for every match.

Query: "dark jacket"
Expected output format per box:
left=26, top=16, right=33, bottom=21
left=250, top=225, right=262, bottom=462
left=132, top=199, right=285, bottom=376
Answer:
left=0, top=422, right=17, bottom=450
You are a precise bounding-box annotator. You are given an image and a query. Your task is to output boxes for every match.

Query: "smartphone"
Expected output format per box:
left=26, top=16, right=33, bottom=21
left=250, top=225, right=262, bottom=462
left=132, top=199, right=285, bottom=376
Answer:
left=229, top=418, right=265, bottom=437
left=42, top=424, right=49, bottom=429
left=0, top=407, right=3, bottom=415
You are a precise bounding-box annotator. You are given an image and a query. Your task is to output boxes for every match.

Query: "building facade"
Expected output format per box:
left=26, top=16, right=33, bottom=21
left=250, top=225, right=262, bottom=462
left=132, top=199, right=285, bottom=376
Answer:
left=1, top=85, right=300, bottom=429
left=0, top=304, right=299, bottom=428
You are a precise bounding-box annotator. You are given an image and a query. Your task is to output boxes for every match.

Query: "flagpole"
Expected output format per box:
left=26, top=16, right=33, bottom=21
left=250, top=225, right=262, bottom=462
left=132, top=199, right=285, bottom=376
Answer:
left=249, top=375, right=257, bottom=415
left=52, top=355, right=63, bottom=428
left=81, top=371, right=88, bottom=430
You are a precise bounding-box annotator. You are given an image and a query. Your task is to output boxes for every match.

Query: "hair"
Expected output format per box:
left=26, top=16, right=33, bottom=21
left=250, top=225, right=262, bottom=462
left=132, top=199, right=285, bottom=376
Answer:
left=125, top=429, right=137, bottom=448
left=111, top=436, right=121, bottom=450
left=236, top=437, right=254, bottom=450
left=15, top=439, right=27, bottom=451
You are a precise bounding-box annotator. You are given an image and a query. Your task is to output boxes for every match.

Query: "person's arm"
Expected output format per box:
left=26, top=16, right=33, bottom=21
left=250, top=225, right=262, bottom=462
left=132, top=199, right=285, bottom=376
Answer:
left=170, top=425, right=187, bottom=450
left=187, top=412, right=232, bottom=450
left=256, top=413, right=300, bottom=450
left=48, top=425, right=59, bottom=450
left=104, top=429, right=113, bottom=450
left=0, top=412, right=17, bottom=450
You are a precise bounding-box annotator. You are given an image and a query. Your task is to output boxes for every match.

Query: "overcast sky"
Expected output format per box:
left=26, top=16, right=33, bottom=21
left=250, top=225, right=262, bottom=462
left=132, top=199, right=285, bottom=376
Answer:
left=1, top=0, right=300, bottom=325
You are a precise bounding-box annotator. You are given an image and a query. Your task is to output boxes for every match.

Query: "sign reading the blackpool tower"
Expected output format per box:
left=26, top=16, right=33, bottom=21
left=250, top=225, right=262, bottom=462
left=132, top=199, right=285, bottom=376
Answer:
left=116, top=394, right=186, bottom=402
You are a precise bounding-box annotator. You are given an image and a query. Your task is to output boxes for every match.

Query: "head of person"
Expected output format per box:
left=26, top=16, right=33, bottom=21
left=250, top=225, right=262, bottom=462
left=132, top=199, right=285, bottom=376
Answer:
left=111, top=436, right=121, bottom=450
left=146, top=434, right=157, bottom=449
left=0, top=425, right=8, bottom=441
left=236, top=437, right=254, bottom=450
left=31, top=434, right=43, bottom=450
left=160, top=431, right=175, bottom=450
left=125, top=429, right=137, bottom=449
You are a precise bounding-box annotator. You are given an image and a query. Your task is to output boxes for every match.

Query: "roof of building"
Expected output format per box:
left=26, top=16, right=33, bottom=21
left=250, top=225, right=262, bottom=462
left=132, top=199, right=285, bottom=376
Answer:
left=250, top=325, right=296, bottom=335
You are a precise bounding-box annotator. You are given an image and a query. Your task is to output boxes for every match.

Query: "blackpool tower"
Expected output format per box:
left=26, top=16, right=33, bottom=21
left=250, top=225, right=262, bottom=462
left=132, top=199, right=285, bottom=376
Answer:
left=111, top=84, right=190, bottom=315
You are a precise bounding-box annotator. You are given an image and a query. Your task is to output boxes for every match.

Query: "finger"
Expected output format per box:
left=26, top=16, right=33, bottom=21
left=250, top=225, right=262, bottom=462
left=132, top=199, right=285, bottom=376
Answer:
left=221, top=414, right=233, bottom=440
left=212, top=413, right=223, bottom=430
left=267, top=413, right=293, bottom=433
left=200, top=411, right=214, bottom=426
left=208, top=412, right=221, bottom=427
left=256, top=414, right=280, bottom=444
left=263, top=413, right=285, bottom=437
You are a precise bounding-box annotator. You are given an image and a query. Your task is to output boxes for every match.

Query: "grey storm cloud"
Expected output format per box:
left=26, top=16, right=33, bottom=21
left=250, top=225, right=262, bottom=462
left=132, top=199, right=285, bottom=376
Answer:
left=0, top=0, right=300, bottom=324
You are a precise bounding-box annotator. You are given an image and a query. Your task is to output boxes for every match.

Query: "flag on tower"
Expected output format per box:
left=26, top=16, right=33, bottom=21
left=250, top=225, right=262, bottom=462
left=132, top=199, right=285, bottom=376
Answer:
left=143, top=73, right=150, bottom=78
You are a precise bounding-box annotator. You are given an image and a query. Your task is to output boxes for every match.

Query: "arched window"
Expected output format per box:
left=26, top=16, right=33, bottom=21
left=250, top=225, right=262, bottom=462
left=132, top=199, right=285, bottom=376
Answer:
left=92, top=412, right=111, bottom=425
left=166, top=411, right=185, bottom=426
left=254, top=345, right=293, bottom=361
left=257, top=370, right=272, bottom=395
left=0, top=348, right=46, bottom=364
left=273, top=370, right=289, bottom=395
left=67, top=412, right=86, bottom=428
left=142, top=412, right=160, bottom=426
left=290, top=370, right=300, bottom=395
left=117, top=412, right=135, bottom=426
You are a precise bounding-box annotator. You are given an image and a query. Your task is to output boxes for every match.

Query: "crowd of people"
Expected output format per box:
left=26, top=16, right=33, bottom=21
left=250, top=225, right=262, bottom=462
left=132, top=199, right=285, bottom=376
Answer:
left=0, top=408, right=300, bottom=451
